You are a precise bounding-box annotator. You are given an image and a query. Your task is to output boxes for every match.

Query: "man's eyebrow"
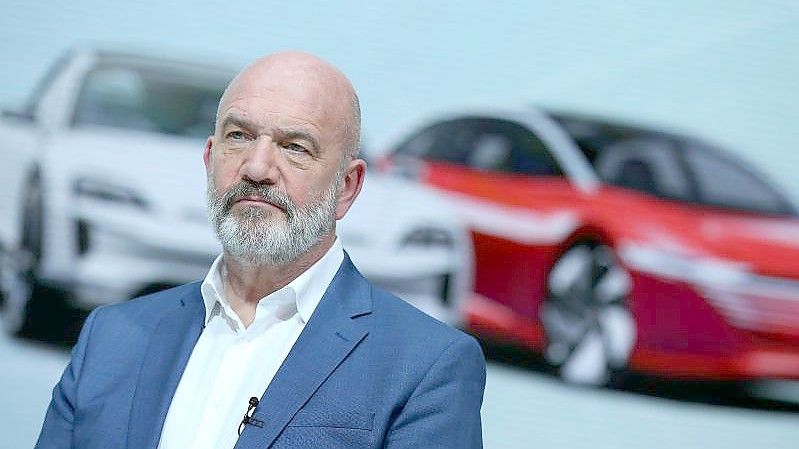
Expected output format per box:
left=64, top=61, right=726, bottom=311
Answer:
left=219, top=113, right=258, bottom=131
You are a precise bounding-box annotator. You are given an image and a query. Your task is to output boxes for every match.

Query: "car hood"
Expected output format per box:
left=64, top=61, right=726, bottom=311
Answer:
left=697, top=214, right=799, bottom=279
left=48, top=127, right=209, bottom=213
left=593, top=188, right=799, bottom=280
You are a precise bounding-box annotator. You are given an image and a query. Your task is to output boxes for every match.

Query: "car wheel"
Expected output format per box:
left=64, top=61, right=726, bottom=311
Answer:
left=1, top=175, right=46, bottom=336
left=539, top=243, right=636, bottom=386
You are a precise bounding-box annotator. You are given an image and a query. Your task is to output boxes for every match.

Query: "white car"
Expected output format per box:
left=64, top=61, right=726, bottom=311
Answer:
left=0, top=49, right=472, bottom=337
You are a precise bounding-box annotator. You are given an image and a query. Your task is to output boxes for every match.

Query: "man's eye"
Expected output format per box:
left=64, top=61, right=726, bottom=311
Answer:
left=283, top=142, right=307, bottom=153
left=226, top=131, right=246, bottom=141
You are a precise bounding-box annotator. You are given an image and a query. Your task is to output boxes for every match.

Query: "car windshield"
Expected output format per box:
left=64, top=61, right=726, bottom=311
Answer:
left=554, top=114, right=796, bottom=216
left=72, top=61, right=231, bottom=139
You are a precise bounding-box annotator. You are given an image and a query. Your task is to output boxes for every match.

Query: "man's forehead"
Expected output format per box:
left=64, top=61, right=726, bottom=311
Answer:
left=218, top=90, right=330, bottom=130
left=219, top=107, right=322, bottom=135
left=222, top=81, right=320, bottom=115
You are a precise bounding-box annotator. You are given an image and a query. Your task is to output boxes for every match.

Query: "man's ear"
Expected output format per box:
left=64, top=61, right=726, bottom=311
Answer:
left=203, top=137, right=213, bottom=175
left=335, top=158, right=367, bottom=220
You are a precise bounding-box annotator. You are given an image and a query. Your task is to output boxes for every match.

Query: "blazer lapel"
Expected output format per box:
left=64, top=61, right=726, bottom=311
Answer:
left=127, top=284, right=205, bottom=449
left=235, top=256, right=372, bottom=449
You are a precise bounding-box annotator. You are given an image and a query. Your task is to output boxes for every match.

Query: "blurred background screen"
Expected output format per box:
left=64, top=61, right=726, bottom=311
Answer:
left=1, top=1, right=799, bottom=448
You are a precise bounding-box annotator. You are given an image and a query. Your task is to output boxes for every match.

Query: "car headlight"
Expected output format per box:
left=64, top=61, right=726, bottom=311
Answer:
left=617, top=240, right=750, bottom=287
left=73, top=177, right=148, bottom=209
left=401, top=226, right=454, bottom=248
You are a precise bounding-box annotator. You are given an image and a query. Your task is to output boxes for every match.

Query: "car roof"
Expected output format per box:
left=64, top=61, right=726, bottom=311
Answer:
left=76, top=47, right=236, bottom=81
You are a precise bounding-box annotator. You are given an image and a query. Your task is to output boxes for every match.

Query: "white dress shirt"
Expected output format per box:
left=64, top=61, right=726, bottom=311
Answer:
left=157, top=239, right=344, bottom=449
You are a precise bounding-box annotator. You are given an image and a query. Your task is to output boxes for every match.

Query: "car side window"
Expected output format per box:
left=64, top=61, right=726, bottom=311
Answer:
left=683, top=144, right=793, bottom=215
left=595, top=138, right=692, bottom=201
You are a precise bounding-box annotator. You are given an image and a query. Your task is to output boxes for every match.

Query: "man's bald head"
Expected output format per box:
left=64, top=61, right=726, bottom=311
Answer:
left=217, top=51, right=361, bottom=160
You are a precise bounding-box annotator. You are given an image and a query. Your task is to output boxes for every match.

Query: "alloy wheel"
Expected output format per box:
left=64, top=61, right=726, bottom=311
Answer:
left=1, top=177, right=43, bottom=336
left=539, top=244, right=636, bottom=386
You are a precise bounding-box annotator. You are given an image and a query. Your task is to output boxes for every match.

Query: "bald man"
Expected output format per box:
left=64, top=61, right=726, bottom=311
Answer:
left=35, top=52, right=486, bottom=449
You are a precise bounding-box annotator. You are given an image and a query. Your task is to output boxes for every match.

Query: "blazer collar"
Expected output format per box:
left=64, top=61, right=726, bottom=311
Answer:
left=234, top=253, right=373, bottom=449
left=127, top=283, right=206, bottom=449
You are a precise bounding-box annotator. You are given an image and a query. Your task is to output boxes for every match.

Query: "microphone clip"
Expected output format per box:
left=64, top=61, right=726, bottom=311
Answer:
left=238, top=397, right=264, bottom=435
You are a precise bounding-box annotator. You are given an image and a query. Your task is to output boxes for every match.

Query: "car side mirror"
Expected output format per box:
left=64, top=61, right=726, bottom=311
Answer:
left=1, top=107, right=35, bottom=122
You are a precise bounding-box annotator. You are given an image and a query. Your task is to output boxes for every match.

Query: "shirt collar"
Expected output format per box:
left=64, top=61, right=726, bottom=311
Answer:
left=200, top=238, right=345, bottom=325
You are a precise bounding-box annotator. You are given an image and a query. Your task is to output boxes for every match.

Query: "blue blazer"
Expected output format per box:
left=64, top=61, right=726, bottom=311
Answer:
left=35, top=256, right=486, bottom=448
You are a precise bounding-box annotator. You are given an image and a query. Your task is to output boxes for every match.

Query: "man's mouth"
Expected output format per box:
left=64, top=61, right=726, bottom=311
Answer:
left=233, top=196, right=284, bottom=210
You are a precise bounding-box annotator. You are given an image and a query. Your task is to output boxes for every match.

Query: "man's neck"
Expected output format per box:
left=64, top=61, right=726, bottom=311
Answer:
left=221, top=234, right=336, bottom=327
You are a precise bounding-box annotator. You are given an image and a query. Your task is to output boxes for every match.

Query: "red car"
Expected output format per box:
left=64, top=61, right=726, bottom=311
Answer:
left=380, top=108, right=799, bottom=386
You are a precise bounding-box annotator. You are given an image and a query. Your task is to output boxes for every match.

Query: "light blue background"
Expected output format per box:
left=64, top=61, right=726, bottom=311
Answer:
left=2, top=2, right=799, bottom=447
left=2, top=0, right=799, bottom=199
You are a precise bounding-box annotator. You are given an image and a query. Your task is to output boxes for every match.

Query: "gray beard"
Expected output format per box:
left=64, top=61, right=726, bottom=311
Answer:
left=206, top=176, right=338, bottom=266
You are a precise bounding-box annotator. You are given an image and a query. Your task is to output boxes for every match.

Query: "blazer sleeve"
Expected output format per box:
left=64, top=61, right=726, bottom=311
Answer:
left=34, top=308, right=100, bottom=449
left=385, top=334, right=487, bottom=449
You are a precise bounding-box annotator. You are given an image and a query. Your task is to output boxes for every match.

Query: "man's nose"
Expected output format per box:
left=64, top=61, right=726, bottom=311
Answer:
left=240, top=136, right=279, bottom=184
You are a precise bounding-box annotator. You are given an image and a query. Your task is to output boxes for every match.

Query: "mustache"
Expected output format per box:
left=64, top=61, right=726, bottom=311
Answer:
left=221, top=181, right=294, bottom=218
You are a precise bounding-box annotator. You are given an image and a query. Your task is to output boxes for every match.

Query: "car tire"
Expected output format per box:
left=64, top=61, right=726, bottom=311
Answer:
left=539, top=243, right=636, bottom=386
left=1, top=174, right=50, bottom=337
